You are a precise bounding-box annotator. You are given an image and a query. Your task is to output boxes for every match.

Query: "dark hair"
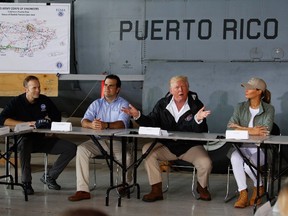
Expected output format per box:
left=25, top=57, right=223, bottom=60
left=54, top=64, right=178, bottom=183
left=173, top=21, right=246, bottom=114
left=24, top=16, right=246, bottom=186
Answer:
left=262, top=89, right=271, bottom=104
left=23, top=75, right=39, bottom=88
left=104, top=74, right=121, bottom=88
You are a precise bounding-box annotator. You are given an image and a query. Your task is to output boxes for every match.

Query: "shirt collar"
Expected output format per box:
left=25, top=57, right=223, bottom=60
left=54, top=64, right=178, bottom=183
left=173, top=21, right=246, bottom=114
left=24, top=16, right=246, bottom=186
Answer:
left=166, top=97, right=189, bottom=122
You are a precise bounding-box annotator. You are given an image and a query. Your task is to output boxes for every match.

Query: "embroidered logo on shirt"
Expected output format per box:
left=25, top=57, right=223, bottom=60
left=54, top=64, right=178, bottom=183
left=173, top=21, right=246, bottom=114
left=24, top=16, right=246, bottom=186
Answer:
left=185, top=114, right=193, bottom=121
left=40, top=104, right=47, bottom=112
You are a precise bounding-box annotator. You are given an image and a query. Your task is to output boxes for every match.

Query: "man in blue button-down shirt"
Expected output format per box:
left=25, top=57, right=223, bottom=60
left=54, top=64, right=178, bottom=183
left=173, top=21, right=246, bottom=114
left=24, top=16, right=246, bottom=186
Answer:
left=68, top=74, right=131, bottom=201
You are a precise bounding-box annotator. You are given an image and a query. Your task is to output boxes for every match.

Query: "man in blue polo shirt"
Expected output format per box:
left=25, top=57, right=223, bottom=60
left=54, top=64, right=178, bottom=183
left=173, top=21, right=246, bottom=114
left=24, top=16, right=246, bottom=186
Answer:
left=68, top=74, right=131, bottom=201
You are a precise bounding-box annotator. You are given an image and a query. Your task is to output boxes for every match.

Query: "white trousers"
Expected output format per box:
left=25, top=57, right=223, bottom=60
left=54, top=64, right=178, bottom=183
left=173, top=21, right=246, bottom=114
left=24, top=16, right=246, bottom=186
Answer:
left=76, top=138, right=132, bottom=192
left=231, top=147, right=264, bottom=191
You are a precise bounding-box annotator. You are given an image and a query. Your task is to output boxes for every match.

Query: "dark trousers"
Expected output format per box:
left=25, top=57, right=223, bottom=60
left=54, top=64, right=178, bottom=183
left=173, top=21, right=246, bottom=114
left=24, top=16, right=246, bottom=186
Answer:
left=18, top=133, right=77, bottom=183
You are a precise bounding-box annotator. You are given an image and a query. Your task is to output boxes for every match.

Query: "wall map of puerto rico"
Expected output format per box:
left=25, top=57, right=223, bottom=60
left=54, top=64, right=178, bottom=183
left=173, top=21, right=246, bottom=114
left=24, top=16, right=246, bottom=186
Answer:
left=0, top=3, right=70, bottom=74
left=0, top=19, right=57, bottom=57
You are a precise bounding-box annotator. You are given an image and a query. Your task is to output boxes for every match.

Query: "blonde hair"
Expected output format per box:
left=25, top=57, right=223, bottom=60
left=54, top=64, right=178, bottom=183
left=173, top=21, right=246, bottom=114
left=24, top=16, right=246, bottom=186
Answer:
left=169, top=76, right=189, bottom=88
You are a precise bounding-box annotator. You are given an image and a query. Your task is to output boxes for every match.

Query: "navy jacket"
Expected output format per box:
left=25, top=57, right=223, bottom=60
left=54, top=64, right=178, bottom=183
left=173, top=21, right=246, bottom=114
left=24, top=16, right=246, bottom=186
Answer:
left=136, top=91, right=208, bottom=156
left=0, top=93, right=61, bottom=139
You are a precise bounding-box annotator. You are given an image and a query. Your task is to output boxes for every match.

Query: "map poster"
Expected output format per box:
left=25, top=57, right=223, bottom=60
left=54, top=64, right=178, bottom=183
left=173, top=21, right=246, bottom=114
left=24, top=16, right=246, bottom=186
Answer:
left=0, top=3, right=70, bottom=74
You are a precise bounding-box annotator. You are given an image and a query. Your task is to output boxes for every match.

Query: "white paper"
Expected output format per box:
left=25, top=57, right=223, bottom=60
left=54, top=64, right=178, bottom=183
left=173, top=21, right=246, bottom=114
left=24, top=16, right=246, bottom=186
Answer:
left=139, top=126, right=161, bottom=136
left=51, top=122, right=72, bottom=132
left=0, top=126, right=10, bottom=135
left=14, top=123, right=34, bottom=132
left=161, top=130, right=169, bottom=136
left=225, top=130, right=249, bottom=140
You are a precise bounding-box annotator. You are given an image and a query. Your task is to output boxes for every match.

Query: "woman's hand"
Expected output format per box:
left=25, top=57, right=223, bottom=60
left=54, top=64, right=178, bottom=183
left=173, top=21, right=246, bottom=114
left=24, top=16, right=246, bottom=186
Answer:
left=228, top=123, right=270, bottom=136
left=252, top=126, right=270, bottom=136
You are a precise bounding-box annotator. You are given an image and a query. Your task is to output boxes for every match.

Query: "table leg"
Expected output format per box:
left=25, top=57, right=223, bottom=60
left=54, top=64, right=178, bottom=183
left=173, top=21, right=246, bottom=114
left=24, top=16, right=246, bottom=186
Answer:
left=0, top=135, right=28, bottom=201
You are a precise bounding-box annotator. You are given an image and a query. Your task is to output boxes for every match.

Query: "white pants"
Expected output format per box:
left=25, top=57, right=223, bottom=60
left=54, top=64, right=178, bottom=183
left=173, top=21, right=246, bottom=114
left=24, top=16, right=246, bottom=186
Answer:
left=76, top=138, right=132, bottom=192
left=231, top=147, right=264, bottom=191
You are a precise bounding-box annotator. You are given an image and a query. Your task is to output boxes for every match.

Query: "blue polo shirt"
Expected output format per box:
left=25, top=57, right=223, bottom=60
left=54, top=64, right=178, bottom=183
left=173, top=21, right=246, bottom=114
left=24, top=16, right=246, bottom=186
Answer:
left=82, top=96, right=130, bottom=128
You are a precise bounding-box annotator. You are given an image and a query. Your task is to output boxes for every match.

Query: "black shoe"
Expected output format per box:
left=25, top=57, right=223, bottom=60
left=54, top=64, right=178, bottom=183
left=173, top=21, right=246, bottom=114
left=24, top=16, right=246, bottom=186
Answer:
left=40, top=174, right=61, bottom=190
left=22, top=182, right=34, bottom=195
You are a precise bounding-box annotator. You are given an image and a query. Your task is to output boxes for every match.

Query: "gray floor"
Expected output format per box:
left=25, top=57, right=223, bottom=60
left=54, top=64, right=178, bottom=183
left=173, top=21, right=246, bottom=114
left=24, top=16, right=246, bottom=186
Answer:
left=0, top=151, right=261, bottom=216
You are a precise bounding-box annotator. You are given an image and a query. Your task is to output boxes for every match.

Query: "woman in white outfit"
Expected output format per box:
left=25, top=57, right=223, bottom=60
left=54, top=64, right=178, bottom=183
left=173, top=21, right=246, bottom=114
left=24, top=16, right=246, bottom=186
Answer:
left=227, top=77, right=274, bottom=208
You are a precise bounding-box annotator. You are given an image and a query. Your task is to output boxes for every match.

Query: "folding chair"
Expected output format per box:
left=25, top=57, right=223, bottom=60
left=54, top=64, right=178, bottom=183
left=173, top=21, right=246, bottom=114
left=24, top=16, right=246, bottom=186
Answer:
left=90, top=137, right=135, bottom=193
left=162, top=159, right=197, bottom=198
left=90, top=154, right=109, bottom=190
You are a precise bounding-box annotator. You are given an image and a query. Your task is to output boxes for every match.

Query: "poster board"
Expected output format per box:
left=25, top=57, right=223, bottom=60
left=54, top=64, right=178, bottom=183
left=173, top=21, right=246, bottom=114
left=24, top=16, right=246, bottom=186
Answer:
left=0, top=3, right=71, bottom=74
left=0, top=74, right=58, bottom=96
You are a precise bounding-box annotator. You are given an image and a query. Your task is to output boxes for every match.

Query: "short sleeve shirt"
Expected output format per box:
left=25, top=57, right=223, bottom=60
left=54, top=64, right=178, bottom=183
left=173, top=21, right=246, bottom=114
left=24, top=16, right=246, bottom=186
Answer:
left=82, top=96, right=130, bottom=128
